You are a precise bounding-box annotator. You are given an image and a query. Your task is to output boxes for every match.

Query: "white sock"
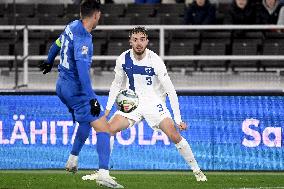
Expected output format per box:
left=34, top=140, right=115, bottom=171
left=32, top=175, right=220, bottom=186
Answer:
left=110, top=136, right=115, bottom=154
left=98, top=169, right=110, bottom=177
left=68, top=154, right=78, bottom=162
left=175, top=137, right=200, bottom=172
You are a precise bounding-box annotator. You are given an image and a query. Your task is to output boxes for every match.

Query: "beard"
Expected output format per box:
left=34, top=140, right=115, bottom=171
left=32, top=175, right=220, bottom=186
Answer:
left=133, top=46, right=146, bottom=56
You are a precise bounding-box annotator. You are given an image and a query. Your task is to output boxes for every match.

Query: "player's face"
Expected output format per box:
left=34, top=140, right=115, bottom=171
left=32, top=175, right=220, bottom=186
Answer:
left=235, top=0, right=247, bottom=9
left=129, top=32, right=149, bottom=56
left=91, top=10, right=101, bottom=29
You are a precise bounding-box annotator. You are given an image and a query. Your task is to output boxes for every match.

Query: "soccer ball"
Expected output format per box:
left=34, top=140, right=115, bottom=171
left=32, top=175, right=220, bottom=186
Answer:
left=115, top=89, right=139, bottom=113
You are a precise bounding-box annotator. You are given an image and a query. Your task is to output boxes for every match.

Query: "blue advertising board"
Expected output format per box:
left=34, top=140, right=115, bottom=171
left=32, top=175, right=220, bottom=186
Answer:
left=0, top=94, right=283, bottom=170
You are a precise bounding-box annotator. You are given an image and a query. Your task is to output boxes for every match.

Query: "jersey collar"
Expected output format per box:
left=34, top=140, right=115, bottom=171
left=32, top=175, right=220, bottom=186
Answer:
left=78, top=20, right=92, bottom=38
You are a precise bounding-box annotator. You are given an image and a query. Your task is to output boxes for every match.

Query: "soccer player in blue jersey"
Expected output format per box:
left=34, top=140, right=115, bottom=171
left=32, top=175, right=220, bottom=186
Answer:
left=39, top=0, right=123, bottom=188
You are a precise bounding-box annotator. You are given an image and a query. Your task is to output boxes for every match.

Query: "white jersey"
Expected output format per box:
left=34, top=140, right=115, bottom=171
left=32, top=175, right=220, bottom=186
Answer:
left=106, top=48, right=182, bottom=125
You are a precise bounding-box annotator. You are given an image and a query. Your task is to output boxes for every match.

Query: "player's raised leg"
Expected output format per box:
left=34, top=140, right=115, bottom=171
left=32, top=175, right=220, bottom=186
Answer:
left=159, top=117, right=207, bottom=182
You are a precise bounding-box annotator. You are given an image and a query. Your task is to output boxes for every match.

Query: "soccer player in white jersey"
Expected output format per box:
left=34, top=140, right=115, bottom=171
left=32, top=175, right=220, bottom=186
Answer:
left=83, top=26, right=207, bottom=182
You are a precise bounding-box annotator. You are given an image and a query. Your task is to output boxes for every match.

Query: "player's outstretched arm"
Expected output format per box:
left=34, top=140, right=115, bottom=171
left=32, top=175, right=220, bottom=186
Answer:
left=39, top=38, right=61, bottom=74
left=105, top=59, right=125, bottom=115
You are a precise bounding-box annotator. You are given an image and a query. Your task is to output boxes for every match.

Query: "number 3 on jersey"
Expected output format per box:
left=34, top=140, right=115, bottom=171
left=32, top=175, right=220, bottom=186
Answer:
left=157, top=104, right=163, bottom=112
left=60, top=35, right=70, bottom=69
left=146, top=76, right=152, bottom=85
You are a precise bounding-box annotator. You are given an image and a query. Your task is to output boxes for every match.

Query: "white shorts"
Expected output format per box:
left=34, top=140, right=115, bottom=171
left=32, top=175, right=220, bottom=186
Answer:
left=114, top=96, right=172, bottom=130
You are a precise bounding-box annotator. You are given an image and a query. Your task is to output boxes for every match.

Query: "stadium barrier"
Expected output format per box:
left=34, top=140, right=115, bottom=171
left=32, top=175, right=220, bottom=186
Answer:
left=0, top=91, right=283, bottom=170
left=1, top=25, right=284, bottom=86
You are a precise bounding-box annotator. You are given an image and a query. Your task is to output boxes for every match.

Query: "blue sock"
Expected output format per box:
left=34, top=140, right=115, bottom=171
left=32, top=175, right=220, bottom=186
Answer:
left=71, top=122, right=91, bottom=156
left=96, top=132, right=110, bottom=170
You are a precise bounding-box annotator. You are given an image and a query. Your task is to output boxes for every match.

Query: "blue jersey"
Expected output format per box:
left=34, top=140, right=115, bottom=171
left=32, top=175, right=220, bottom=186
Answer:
left=58, top=20, right=95, bottom=101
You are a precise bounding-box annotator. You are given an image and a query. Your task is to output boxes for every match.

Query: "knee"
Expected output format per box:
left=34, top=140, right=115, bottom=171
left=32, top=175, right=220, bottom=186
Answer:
left=90, top=116, right=110, bottom=133
left=108, top=116, right=128, bottom=136
left=96, top=124, right=110, bottom=133
left=109, top=127, right=116, bottom=136
left=109, top=125, right=120, bottom=136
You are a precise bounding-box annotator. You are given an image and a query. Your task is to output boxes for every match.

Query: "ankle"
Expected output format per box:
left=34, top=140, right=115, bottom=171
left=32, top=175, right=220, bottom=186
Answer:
left=193, top=169, right=201, bottom=173
left=69, top=154, right=78, bottom=162
left=98, top=169, right=109, bottom=176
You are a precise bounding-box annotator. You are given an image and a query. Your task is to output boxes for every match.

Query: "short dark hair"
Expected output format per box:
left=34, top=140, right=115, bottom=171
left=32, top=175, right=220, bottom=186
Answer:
left=129, top=26, right=148, bottom=38
left=80, top=0, right=101, bottom=19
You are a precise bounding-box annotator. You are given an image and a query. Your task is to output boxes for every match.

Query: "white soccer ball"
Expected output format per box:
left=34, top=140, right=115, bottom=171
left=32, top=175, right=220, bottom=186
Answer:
left=115, top=89, right=139, bottom=113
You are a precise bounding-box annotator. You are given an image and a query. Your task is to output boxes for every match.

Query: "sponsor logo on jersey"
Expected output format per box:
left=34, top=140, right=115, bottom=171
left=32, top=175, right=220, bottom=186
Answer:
left=81, top=46, right=88, bottom=55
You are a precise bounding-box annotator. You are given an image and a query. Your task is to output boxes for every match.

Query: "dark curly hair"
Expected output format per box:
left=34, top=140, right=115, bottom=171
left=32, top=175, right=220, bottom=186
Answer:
left=129, top=26, right=148, bottom=38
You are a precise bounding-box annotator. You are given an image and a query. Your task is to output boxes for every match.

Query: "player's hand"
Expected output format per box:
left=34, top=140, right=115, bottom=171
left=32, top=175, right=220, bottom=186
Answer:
left=90, top=99, right=101, bottom=117
left=178, top=122, right=187, bottom=131
left=39, top=61, right=52, bottom=74
left=104, top=109, right=110, bottom=117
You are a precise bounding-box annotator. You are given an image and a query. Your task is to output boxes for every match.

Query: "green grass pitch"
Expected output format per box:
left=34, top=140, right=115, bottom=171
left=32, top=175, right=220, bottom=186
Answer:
left=0, top=170, right=283, bottom=189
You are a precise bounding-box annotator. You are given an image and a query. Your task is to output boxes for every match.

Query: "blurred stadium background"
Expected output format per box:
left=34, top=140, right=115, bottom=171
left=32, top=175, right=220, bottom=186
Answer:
left=0, top=0, right=284, bottom=188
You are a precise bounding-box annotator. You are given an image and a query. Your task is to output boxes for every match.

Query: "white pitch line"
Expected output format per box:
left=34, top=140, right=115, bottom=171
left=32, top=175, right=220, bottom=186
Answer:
left=227, top=187, right=284, bottom=189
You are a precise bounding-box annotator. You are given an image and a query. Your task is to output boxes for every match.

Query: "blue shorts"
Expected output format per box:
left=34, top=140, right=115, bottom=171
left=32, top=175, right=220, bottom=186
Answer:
left=56, top=75, right=104, bottom=123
